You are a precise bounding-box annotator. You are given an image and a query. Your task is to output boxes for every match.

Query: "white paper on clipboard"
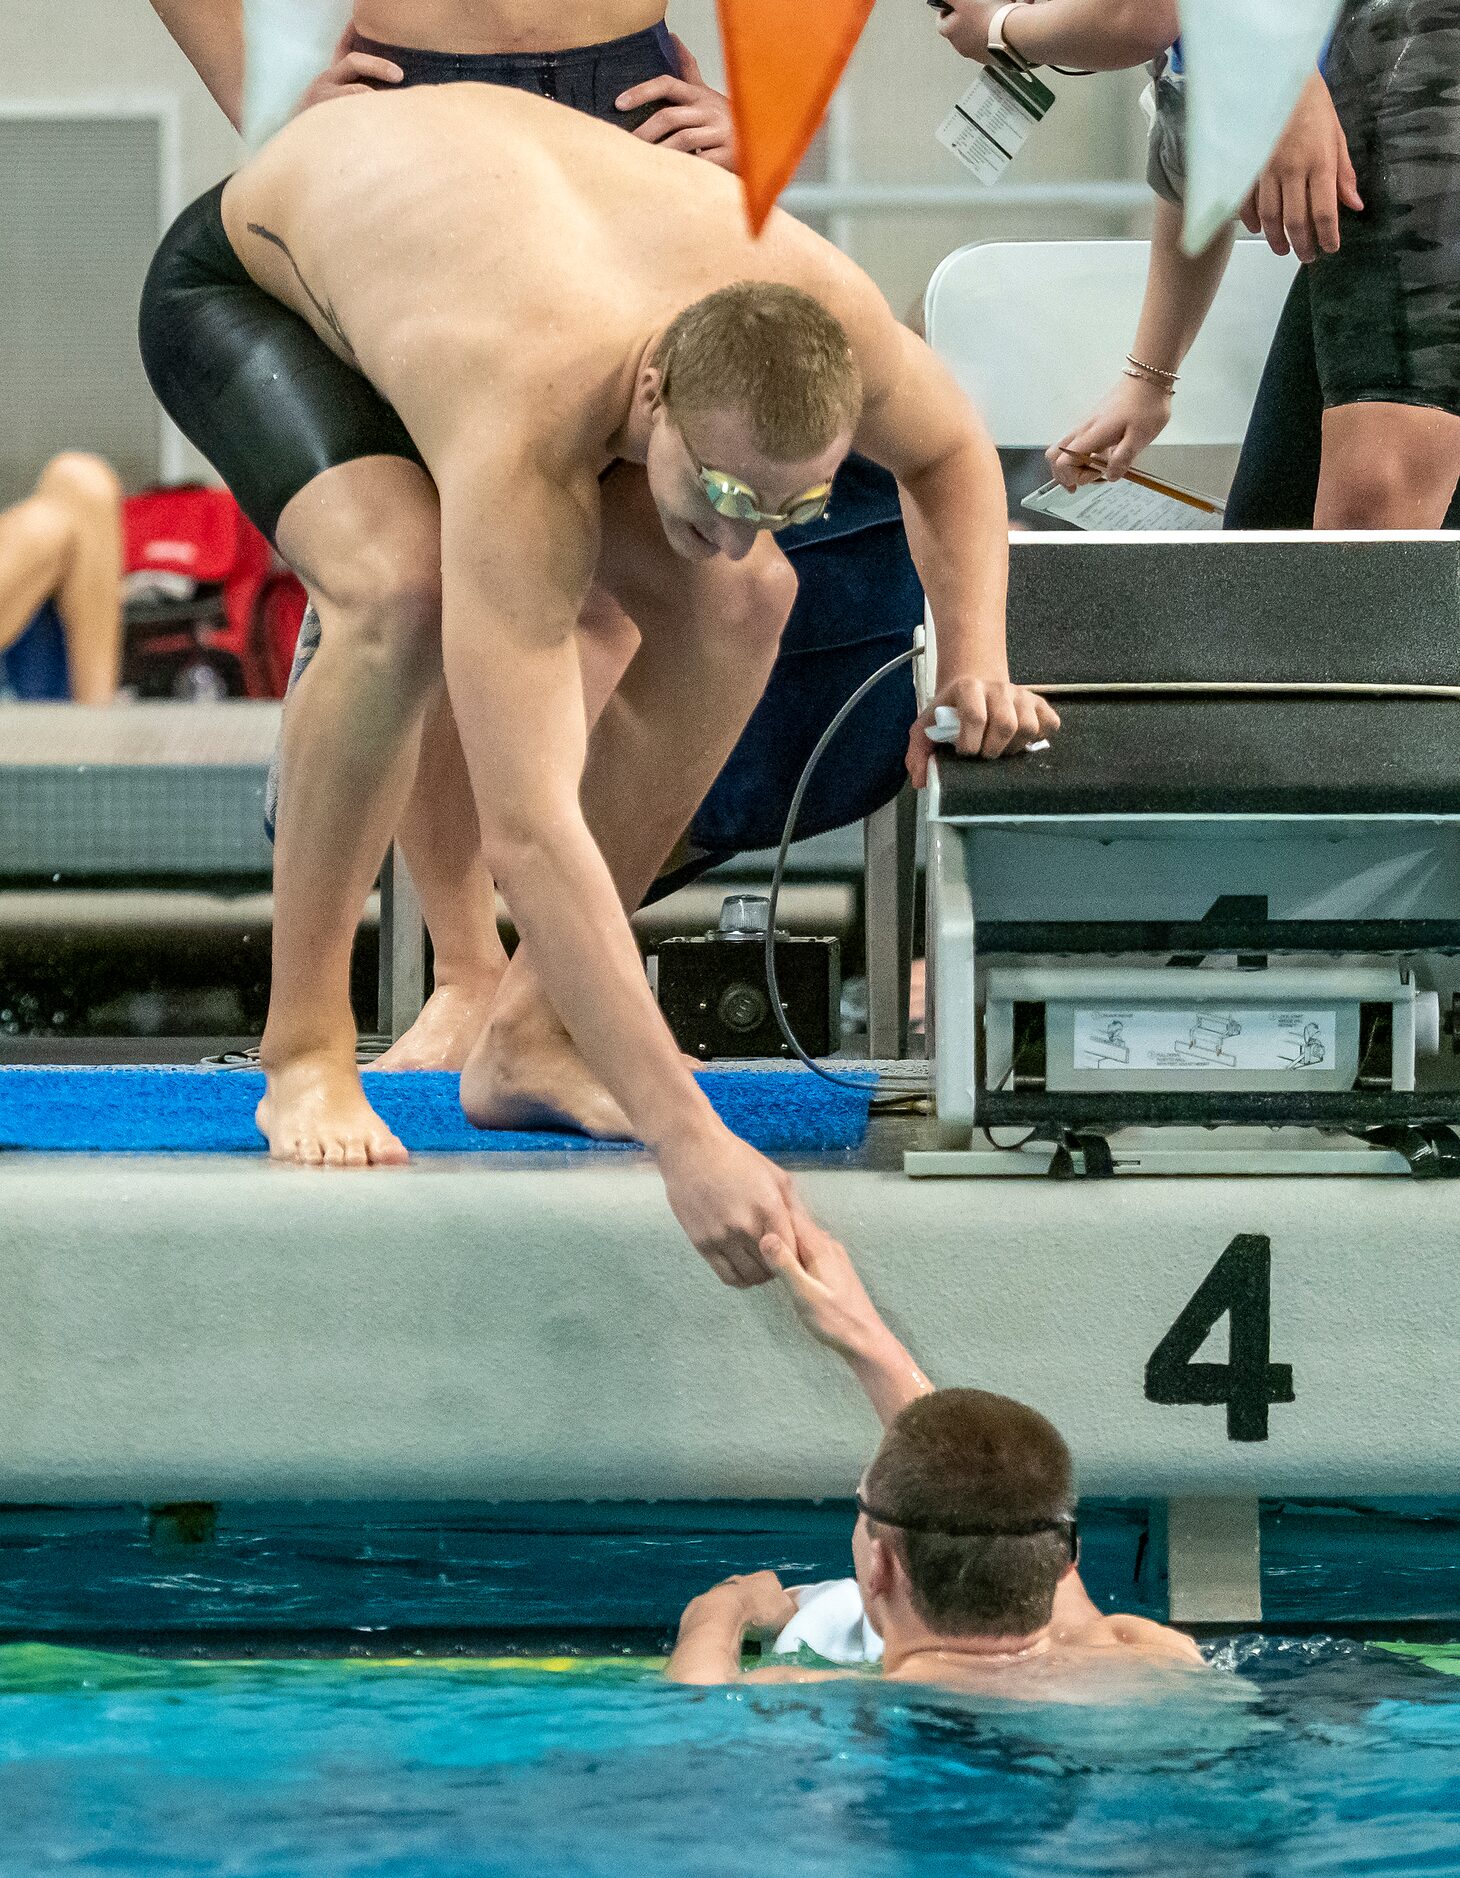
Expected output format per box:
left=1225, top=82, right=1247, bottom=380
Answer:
left=1022, top=476, right=1225, bottom=533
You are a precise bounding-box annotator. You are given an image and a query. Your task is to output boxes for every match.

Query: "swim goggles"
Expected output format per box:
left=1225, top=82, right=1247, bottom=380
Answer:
left=856, top=1493, right=1079, bottom=1561
left=685, top=438, right=833, bottom=532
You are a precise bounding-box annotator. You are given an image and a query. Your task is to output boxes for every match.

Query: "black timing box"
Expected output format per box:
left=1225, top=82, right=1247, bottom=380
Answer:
left=656, top=935, right=841, bottom=1061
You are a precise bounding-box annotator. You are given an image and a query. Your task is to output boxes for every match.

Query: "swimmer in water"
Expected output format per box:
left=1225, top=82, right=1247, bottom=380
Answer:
left=667, top=1233, right=1201, bottom=1686
left=138, top=85, right=1058, bottom=1277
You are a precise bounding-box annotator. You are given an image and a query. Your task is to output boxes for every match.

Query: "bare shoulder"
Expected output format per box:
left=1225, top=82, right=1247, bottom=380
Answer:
left=761, top=213, right=903, bottom=352
left=1086, top=1613, right=1206, bottom=1667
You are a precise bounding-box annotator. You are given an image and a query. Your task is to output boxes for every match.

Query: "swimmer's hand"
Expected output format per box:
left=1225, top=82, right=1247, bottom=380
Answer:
left=1240, top=70, right=1362, bottom=265
left=1047, top=375, right=1174, bottom=492
left=293, top=29, right=404, bottom=118
left=659, top=1128, right=821, bottom=1289
left=761, top=1230, right=884, bottom=1356
left=762, top=1232, right=934, bottom=1426
left=617, top=37, right=737, bottom=171
left=906, top=675, right=1060, bottom=783
left=667, top=1572, right=799, bottom=1683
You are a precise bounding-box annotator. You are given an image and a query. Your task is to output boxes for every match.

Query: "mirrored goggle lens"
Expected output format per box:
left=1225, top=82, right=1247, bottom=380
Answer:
left=702, top=476, right=761, bottom=521
left=779, top=491, right=832, bottom=528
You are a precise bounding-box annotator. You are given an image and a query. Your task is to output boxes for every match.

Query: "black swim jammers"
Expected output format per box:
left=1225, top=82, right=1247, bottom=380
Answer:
left=137, top=25, right=682, bottom=543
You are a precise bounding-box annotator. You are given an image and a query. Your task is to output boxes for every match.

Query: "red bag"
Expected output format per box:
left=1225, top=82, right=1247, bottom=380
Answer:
left=254, top=567, right=310, bottom=698
left=121, top=485, right=280, bottom=698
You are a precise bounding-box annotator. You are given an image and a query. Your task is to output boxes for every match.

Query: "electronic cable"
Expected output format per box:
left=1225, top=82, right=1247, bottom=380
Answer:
left=763, top=645, right=932, bottom=1098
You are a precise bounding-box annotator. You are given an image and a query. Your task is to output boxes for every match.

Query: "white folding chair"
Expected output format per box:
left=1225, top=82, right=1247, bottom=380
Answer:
left=924, top=236, right=1297, bottom=454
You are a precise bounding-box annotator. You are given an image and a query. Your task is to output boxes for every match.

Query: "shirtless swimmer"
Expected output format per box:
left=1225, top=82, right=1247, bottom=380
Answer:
left=139, top=86, right=1059, bottom=1281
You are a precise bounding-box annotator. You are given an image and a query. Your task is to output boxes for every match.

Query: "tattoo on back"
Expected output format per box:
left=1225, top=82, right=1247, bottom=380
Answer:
left=247, top=223, right=361, bottom=368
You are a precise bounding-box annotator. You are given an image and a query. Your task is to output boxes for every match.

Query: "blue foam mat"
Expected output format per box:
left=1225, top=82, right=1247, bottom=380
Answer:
left=0, top=1066, right=872, bottom=1156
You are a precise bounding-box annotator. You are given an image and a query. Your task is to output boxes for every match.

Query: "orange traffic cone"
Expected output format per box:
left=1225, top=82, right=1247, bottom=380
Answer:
left=718, top=0, right=876, bottom=234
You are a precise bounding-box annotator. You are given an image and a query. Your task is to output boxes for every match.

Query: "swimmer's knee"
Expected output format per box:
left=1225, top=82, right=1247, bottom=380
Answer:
left=311, top=543, right=444, bottom=671
left=6, top=495, right=75, bottom=570
left=38, top=453, right=122, bottom=515
left=1318, top=453, right=1436, bottom=529
left=1319, top=406, right=1460, bottom=527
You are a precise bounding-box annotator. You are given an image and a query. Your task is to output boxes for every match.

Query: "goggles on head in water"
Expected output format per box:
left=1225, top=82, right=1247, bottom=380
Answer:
left=856, top=1494, right=1080, bottom=1561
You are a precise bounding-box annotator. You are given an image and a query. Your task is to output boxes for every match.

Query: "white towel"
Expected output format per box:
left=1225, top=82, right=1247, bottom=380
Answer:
left=770, top=1579, right=883, bottom=1666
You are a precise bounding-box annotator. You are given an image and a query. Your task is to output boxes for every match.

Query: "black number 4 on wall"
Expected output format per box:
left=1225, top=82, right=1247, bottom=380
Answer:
left=1144, top=1235, right=1295, bottom=1441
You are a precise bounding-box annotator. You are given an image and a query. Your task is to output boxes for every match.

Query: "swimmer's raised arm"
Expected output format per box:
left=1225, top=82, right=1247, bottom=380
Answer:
left=760, top=1233, right=933, bottom=1427
left=851, top=316, right=1061, bottom=775
left=436, top=461, right=816, bottom=1287
left=149, top=0, right=246, bottom=128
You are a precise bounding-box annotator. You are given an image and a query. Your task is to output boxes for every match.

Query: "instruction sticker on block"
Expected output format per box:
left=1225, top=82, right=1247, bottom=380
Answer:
left=937, top=56, right=1056, bottom=184
left=1075, top=1008, right=1338, bottom=1073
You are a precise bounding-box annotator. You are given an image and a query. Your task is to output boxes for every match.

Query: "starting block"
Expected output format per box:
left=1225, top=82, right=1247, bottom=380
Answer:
left=914, top=532, right=1460, bottom=1178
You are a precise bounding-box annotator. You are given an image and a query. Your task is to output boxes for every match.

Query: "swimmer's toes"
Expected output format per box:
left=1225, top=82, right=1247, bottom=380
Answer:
left=366, top=1130, right=410, bottom=1166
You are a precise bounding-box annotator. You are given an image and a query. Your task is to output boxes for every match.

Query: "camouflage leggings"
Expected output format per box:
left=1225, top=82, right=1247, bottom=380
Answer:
left=1312, top=0, right=1460, bottom=413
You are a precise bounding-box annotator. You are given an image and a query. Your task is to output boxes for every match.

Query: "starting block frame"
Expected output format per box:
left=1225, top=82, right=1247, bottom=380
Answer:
left=913, top=532, right=1460, bottom=1179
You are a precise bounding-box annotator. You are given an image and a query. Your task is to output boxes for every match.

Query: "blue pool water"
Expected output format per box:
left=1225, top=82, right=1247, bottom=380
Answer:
left=1, top=1638, right=1458, bottom=1876
left=0, top=1503, right=1457, bottom=1876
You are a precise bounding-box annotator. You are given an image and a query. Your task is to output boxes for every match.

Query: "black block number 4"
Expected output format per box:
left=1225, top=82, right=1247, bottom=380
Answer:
left=1144, top=1235, right=1295, bottom=1441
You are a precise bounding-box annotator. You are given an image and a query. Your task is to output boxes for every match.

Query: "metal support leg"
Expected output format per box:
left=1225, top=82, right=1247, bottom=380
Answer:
left=864, top=784, right=917, bottom=1060
left=1166, top=1496, right=1263, bottom=1626
left=377, top=842, right=428, bottom=1042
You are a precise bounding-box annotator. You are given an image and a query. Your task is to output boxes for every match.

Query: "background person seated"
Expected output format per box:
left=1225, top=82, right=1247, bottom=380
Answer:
left=667, top=1234, right=1202, bottom=1688
left=0, top=454, right=123, bottom=706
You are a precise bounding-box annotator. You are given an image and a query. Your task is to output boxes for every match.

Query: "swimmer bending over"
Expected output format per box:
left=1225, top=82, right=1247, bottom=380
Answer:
left=140, top=86, right=1059, bottom=1281
left=668, top=1234, right=1201, bottom=1686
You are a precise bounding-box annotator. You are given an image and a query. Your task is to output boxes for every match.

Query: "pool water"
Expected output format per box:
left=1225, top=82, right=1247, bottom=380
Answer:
left=0, top=1502, right=1457, bottom=1877
left=1, top=1638, right=1458, bottom=1876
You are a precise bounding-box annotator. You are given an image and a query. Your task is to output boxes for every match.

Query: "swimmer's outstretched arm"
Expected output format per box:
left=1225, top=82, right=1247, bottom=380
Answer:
left=849, top=318, right=1061, bottom=776
left=436, top=462, right=817, bottom=1284
left=760, top=1233, right=932, bottom=1428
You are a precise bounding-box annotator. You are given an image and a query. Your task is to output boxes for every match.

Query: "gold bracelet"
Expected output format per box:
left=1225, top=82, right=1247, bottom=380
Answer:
left=1125, top=354, right=1179, bottom=387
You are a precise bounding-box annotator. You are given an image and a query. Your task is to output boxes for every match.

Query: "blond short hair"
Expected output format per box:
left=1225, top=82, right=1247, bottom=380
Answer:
left=653, top=281, right=863, bottom=462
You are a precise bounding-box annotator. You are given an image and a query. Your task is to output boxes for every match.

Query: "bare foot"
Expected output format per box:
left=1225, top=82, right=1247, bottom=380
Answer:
left=368, top=980, right=503, bottom=1072
left=459, top=1006, right=635, bottom=1140
left=256, top=1050, right=410, bottom=1166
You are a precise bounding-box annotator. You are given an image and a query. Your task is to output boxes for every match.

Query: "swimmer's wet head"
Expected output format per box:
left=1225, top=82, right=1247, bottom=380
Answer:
left=641, top=282, right=863, bottom=561
left=853, top=1389, right=1079, bottom=1640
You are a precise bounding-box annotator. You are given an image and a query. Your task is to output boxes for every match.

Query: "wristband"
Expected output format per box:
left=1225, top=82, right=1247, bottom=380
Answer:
left=988, top=2, right=1031, bottom=59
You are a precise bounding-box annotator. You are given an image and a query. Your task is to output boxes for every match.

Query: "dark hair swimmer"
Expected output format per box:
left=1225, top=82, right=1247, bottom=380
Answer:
left=667, top=1233, right=1203, bottom=1688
